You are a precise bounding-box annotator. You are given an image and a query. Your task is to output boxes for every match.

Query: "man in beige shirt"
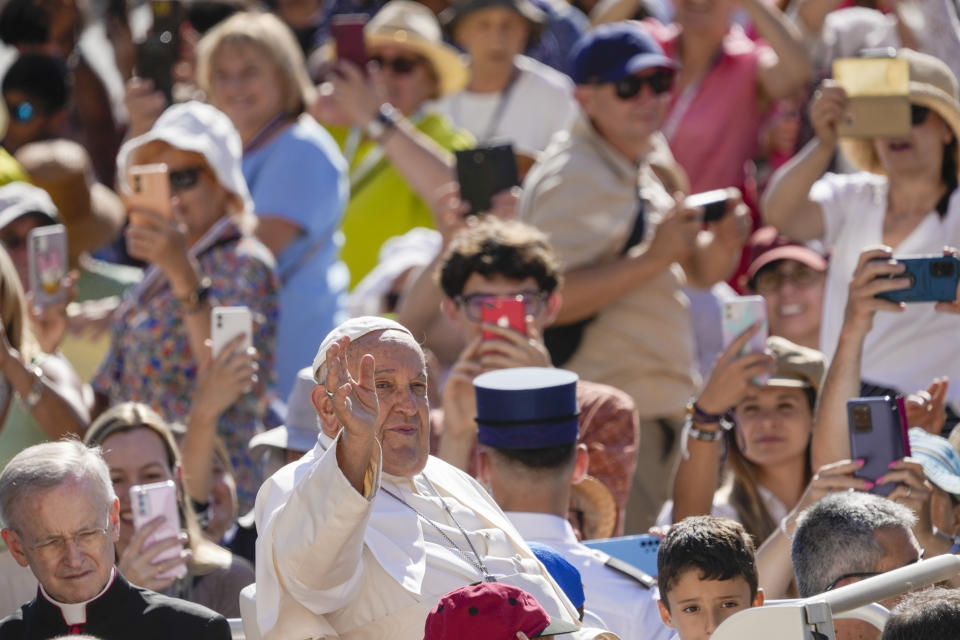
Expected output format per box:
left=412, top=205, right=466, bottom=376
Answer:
left=518, top=23, right=749, bottom=532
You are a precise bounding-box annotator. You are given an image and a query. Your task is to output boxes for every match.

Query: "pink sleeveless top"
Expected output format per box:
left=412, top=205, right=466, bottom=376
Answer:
left=644, top=19, right=769, bottom=193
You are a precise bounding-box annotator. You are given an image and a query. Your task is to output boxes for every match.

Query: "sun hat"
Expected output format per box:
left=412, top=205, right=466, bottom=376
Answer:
left=365, top=0, right=469, bottom=97
left=474, top=367, right=580, bottom=451
left=0, top=181, right=59, bottom=230
left=527, top=542, right=585, bottom=610
left=441, top=0, right=545, bottom=46
left=312, top=315, right=415, bottom=382
left=908, top=427, right=960, bottom=495
left=765, top=336, right=826, bottom=397
left=250, top=367, right=320, bottom=458
left=115, top=101, right=253, bottom=217
left=840, top=48, right=960, bottom=181
left=745, top=226, right=828, bottom=282
left=15, top=140, right=126, bottom=264
left=569, top=21, right=678, bottom=86
left=423, top=582, right=579, bottom=640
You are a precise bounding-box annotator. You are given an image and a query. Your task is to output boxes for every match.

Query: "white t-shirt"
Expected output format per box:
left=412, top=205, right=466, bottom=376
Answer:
left=812, top=172, right=960, bottom=402
left=433, top=55, right=576, bottom=155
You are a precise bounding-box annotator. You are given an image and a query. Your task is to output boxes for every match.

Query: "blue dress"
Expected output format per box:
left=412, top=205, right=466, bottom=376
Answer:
left=243, top=116, right=349, bottom=397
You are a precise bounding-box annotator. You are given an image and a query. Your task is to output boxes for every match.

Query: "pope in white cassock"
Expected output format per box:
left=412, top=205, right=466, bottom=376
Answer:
left=254, top=317, right=597, bottom=639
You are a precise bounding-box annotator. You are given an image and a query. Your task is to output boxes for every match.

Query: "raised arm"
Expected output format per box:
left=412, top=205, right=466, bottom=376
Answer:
left=761, top=82, right=846, bottom=241
left=746, top=0, right=813, bottom=103
left=672, top=327, right=774, bottom=522
left=681, top=190, right=753, bottom=289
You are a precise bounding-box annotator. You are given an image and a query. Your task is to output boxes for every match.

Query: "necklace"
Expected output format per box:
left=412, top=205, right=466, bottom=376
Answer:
left=381, top=475, right=497, bottom=583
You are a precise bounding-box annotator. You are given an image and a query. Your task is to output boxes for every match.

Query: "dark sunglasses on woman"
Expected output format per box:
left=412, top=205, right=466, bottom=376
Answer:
left=168, top=166, right=206, bottom=191
left=370, top=55, right=422, bottom=75
left=911, top=104, right=931, bottom=126
left=614, top=68, right=676, bottom=100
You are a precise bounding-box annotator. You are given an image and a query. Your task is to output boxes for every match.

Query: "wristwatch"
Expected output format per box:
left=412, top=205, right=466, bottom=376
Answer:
left=176, top=278, right=212, bottom=314
left=364, top=103, right=399, bottom=142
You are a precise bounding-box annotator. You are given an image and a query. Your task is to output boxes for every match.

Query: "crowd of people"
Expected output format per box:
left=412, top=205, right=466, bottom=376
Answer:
left=0, top=0, right=959, bottom=636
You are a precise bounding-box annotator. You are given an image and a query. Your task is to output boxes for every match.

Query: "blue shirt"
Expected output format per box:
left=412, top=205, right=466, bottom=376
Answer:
left=243, top=117, right=350, bottom=397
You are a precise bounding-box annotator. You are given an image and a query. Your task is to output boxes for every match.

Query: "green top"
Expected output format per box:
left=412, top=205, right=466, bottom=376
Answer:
left=332, top=112, right=474, bottom=289
left=0, top=150, right=29, bottom=186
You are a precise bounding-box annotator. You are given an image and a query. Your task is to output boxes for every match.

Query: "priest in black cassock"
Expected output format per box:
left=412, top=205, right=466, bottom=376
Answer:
left=0, top=440, right=231, bottom=640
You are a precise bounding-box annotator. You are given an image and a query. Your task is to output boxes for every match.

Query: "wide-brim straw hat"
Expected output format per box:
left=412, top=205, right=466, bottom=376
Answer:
left=365, top=0, right=469, bottom=97
left=840, top=48, right=960, bottom=181
left=570, top=474, right=617, bottom=540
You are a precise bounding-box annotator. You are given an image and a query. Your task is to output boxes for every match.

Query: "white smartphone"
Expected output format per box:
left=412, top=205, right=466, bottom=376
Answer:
left=211, top=306, right=252, bottom=358
left=721, top=296, right=770, bottom=385
left=129, top=480, right=186, bottom=580
left=27, top=224, right=68, bottom=308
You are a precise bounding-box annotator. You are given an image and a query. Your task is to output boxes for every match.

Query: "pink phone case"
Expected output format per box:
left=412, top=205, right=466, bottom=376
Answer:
left=130, top=480, right=186, bottom=580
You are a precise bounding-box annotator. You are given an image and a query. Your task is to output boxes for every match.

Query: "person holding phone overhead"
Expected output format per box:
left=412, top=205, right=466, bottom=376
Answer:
left=194, top=11, right=348, bottom=398
left=764, top=49, right=960, bottom=409
left=310, top=0, right=475, bottom=288
left=92, top=101, right=278, bottom=515
left=83, top=403, right=255, bottom=618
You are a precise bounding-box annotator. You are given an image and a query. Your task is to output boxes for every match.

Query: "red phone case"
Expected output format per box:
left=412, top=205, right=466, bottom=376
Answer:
left=330, top=16, right=368, bottom=70
left=481, top=298, right=526, bottom=341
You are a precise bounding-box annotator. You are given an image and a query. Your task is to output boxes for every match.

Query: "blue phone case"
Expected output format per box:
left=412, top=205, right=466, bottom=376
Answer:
left=583, top=534, right=661, bottom=578
left=876, top=255, right=960, bottom=303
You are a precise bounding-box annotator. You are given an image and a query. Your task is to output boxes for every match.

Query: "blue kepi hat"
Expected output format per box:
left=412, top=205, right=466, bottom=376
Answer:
left=474, top=367, right=579, bottom=450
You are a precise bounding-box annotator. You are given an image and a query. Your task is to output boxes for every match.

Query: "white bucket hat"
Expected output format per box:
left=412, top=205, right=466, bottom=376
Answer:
left=0, top=181, right=60, bottom=230
left=115, top=101, right=253, bottom=216
left=250, top=367, right=320, bottom=458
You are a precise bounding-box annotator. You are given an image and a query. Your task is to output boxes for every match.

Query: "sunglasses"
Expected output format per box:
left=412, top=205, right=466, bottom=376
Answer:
left=9, top=101, right=35, bottom=123
left=613, top=69, right=675, bottom=100
left=911, top=104, right=931, bottom=126
left=752, top=263, right=824, bottom=295
left=370, top=55, right=422, bottom=75
left=168, top=166, right=205, bottom=191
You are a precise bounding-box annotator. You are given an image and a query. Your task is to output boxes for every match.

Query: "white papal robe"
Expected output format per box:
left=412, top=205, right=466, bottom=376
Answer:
left=254, top=433, right=584, bottom=639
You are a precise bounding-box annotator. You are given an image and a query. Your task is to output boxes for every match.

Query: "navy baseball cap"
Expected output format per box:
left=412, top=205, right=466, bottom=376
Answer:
left=569, top=22, right=678, bottom=85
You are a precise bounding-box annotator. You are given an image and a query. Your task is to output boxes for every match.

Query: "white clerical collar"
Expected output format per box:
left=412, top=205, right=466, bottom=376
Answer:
left=39, top=567, right=116, bottom=625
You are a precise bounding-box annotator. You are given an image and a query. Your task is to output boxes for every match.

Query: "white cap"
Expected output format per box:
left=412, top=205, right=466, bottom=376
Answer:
left=312, top=316, right=414, bottom=382
left=0, top=182, right=60, bottom=229
left=115, top=101, right=253, bottom=216
left=249, top=367, right=319, bottom=457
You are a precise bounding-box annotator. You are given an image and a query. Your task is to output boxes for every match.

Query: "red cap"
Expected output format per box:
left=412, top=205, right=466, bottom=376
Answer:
left=424, top=583, right=554, bottom=640
left=746, top=226, right=827, bottom=280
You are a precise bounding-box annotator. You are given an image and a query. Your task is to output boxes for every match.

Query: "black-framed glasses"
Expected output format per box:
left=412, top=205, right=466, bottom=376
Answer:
left=614, top=68, right=675, bottom=100
left=752, top=263, right=824, bottom=295
left=168, top=166, right=205, bottom=192
left=911, top=105, right=931, bottom=126
left=370, top=54, right=423, bottom=75
left=9, top=101, right=35, bottom=123
left=454, top=291, right=548, bottom=322
left=824, top=548, right=925, bottom=591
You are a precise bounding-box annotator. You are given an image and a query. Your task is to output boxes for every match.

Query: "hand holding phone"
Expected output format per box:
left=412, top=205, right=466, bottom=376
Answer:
left=685, top=189, right=729, bottom=223
left=832, top=56, right=910, bottom=138
left=455, top=145, right=520, bottom=216
left=211, top=306, right=253, bottom=358
left=28, top=225, right=68, bottom=309
left=130, top=480, right=186, bottom=580
left=848, top=395, right=910, bottom=495
left=331, top=14, right=369, bottom=71
left=481, top=297, right=526, bottom=342
left=126, top=163, right=172, bottom=223
left=875, top=255, right=960, bottom=303
left=721, top=296, right=770, bottom=385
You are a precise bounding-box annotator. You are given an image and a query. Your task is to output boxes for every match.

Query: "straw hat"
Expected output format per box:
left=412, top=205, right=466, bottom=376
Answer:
left=570, top=475, right=617, bottom=540
left=840, top=48, right=960, bottom=180
left=364, top=0, right=468, bottom=97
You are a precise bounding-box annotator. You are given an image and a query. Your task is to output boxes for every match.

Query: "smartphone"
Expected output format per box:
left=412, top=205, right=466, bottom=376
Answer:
left=27, top=225, right=68, bottom=308
left=130, top=480, right=186, bottom=580
left=455, top=145, right=520, bottom=216
left=330, top=14, right=368, bottom=70
left=583, top=533, right=661, bottom=579
left=848, top=396, right=910, bottom=496
left=832, top=56, right=910, bottom=138
left=135, top=0, right=183, bottom=103
left=211, top=306, right=252, bottom=358
left=480, top=297, right=526, bottom=341
left=875, top=255, right=960, bottom=303
left=721, top=296, right=770, bottom=384
left=126, top=163, right=172, bottom=222
left=685, top=189, right=728, bottom=223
